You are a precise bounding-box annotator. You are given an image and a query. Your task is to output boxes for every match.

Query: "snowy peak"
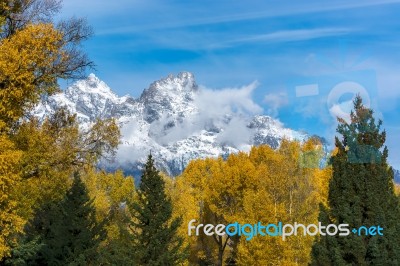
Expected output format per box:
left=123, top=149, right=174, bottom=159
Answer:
left=87, top=73, right=101, bottom=84
left=139, top=72, right=198, bottom=123
left=144, top=72, right=197, bottom=93
left=66, top=73, right=119, bottom=102
left=140, top=72, right=198, bottom=103
left=63, top=73, right=133, bottom=122
left=35, top=73, right=136, bottom=123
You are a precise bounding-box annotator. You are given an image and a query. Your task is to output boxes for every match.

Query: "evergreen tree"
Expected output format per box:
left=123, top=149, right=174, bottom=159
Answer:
left=311, top=96, right=400, bottom=265
left=24, top=173, right=106, bottom=265
left=131, top=154, right=187, bottom=265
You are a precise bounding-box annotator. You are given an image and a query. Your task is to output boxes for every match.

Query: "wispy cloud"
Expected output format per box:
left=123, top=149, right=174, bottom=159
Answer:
left=263, top=92, right=289, bottom=117
left=93, top=0, right=400, bottom=35
left=99, top=28, right=352, bottom=53
left=216, top=28, right=351, bottom=47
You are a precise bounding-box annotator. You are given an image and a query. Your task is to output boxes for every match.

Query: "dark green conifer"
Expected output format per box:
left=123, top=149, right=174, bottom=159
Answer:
left=311, top=96, right=400, bottom=265
left=23, top=173, right=106, bottom=265
left=130, top=154, right=187, bottom=265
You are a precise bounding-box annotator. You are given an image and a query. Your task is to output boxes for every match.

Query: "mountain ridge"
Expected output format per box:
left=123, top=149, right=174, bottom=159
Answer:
left=34, top=72, right=316, bottom=176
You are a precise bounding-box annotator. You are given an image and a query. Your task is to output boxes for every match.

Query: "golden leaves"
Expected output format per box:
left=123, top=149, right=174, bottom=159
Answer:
left=0, top=23, right=63, bottom=125
left=170, top=139, right=332, bottom=265
left=0, top=132, right=24, bottom=259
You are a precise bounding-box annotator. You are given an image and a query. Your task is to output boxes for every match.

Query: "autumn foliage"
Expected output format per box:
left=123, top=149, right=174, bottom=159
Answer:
left=168, top=140, right=331, bottom=265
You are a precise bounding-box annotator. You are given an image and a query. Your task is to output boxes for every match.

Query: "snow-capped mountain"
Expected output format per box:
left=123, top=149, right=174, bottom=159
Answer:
left=34, top=72, right=310, bottom=176
left=394, top=169, right=400, bottom=184
left=35, top=74, right=137, bottom=122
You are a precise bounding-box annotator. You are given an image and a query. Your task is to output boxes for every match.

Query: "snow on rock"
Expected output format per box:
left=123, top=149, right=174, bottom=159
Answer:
left=34, top=72, right=309, bottom=177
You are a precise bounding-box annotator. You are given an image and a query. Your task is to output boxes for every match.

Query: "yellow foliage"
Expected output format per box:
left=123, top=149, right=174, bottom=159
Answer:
left=81, top=167, right=136, bottom=261
left=165, top=174, right=198, bottom=265
left=0, top=23, right=64, bottom=125
left=237, top=140, right=331, bottom=265
left=82, top=167, right=135, bottom=222
left=0, top=126, right=24, bottom=259
left=10, top=107, right=120, bottom=214
left=0, top=4, right=119, bottom=263
left=395, top=183, right=400, bottom=196
left=171, top=139, right=332, bottom=266
left=11, top=114, right=79, bottom=220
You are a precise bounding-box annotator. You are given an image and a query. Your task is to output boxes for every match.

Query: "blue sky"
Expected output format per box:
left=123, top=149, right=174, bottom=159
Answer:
left=60, top=0, right=400, bottom=168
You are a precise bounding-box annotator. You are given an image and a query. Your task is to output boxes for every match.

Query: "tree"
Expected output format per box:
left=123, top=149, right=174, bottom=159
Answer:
left=0, top=22, right=92, bottom=128
left=23, top=173, right=106, bottom=265
left=236, top=141, right=330, bottom=266
left=171, top=140, right=330, bottom=265
left=0, top=0, right=93, bottom=129
left=0, top=125, right=24, bottom=260
left=395, top=184, right=400, bottom=196
left=0, top=0, right=92, bottom=78
left=0, top=0, right=61, bottom=38
left=311, top=96, right=400, bottom=265
left=0, top=1, right=118, bottom=264
left=177, top=155, right=255, bottom=265
left=130, top=154, right=187, bottom=265
left=10, top=108, right=120, bottom=221
left=82, top=168, right=137, bottom=265
left=0, top=0, right=95, bottom=260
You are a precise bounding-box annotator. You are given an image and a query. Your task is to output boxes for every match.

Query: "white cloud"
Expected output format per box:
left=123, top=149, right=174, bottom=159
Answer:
left=148, top=81, right=262, bottom=146
left=225, top=28, right=351, bottom=46
left=195, top=81, right=262, bottom=115
left=216, top=116, right=253, bottom=148
left=329, top=100, right=353, bottom=123
left=263, top=92, right=288, bottom=117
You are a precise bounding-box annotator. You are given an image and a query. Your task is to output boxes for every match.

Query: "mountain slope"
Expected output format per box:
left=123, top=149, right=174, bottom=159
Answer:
left=394, top=169, right=400, bottom=184
left=34, top=72, right=308, bottom=176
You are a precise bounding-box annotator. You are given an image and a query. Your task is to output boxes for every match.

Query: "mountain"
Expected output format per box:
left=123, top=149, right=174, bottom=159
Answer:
left=34, top=72, right=311, bottom=177
left=394, top=169, right=400, bottom=184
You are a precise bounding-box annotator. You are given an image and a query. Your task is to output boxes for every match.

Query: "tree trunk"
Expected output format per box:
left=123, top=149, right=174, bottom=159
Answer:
left=217, top=247, right=223, bottom=266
